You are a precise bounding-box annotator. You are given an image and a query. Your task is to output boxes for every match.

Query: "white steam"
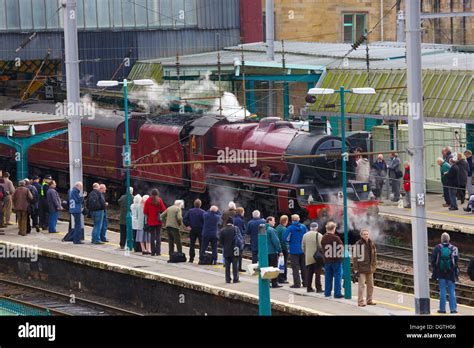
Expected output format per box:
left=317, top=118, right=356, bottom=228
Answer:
left=326, top=194, right=382, bottom=241
left=128, top=72, right=250, bottom=121
left=208, top=185, right=237, bottom=213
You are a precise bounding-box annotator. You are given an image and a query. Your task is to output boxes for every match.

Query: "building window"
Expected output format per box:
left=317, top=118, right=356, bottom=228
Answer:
left=0, top=0, right=198, bottom=31
left=343, top=13, right=366, bottom=43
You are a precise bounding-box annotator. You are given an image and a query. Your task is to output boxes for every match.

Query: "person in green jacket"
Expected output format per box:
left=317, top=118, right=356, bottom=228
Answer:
left=438, top=157, right=451, bottom=207
left=161, top=200, right=184, bottom=258
left=275, top=215, right=289, bottom=283
left=266, top=216, right=283, bottom=288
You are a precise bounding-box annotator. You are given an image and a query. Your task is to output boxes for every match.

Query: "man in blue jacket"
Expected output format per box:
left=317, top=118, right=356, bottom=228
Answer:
left=283, top=214, right=307, bottom=288
left=247, top=210, right=266, bottom=263
left=69, top=182, right=84, bottom=245
left=201, top=205, right=221, bottom=264
left=184, top=199, right=205, bottom=263
left=233, top=207, right=247, bottom=272
left=266, top=216, right=283, bottom=288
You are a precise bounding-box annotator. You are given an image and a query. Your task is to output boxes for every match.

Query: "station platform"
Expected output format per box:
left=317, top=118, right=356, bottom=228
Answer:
left=378, top=193, right=474, bottom=235
left=0, top=217, right=473, bottom=316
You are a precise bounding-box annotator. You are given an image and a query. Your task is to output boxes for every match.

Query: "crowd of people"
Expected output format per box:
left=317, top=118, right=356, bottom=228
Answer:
left=0, top=171, right=61, bottom=236
left=354, top=147, right=474, bottom=212
left=0, top=167, right=469, bottom=313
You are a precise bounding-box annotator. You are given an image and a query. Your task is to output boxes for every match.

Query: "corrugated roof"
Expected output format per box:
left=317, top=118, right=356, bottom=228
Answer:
left=306, top=69, right=473, bottom=123
left=224, top=41, right=474, bottom=71
left=143, top=40, right=473, bottom=72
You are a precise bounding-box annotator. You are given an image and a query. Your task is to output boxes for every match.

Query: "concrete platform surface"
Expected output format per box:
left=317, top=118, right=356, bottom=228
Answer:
left=0, top=217, right=473, bottom=316
left=378, top=193, right=474, bottom=234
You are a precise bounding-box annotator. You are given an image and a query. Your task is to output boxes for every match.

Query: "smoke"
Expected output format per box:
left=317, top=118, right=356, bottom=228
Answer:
left=128, top=72, right=249, bottom=120
left=325, top=193, right=383, bottom=242
left=208, top=185, right=236, bottom=212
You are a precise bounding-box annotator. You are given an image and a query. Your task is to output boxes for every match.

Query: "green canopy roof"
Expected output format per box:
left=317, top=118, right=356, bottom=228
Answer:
left=307, top=69, right=473, bottom=123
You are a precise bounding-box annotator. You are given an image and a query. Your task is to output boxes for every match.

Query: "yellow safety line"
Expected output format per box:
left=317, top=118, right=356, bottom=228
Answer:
left=428, top=210, right=474, bottom=220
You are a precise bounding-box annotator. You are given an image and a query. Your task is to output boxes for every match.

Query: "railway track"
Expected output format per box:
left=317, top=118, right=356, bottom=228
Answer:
left=377, top=242, right=472, bottom=274
left=375, top=268, right=474, bottom=307
left=58, top=213, right=474, bottom=307
left=0, top=278, right=143, bottom=316
left=66, top=213, right=473, bottom=273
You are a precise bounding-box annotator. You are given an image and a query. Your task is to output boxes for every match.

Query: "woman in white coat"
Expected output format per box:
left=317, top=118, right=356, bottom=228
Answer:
left=133, top=194, right=150, bottom=255
left=131, top=194, right=143, bottom=253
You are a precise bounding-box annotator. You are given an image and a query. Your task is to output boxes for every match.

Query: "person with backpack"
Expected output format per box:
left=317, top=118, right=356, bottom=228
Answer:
left=24, top=178, right=40, bottom=233
left=233, top=207, right=246, bottom=272
left=302, top=222, right=323, bottom=293
left=219, top=216, right=243, bottom=283
left=283, top=214, right=308, bottom=288
left=321, top=221, right=344, bottom=298
left=431, top=232, right=459, bottom=314
left=353, top=228, right=377, bottom=307
left=266, top=216, right=283, bottom=289
left=87, top=183, right=106, bottom=244
left=388, top=152, right=402, bottom=202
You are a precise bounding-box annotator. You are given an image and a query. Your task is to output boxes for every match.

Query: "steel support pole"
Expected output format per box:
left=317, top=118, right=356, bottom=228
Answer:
left=123, top=79, right=133, bottom=251
left=63, top=0, right=83, bottom=190
left=406, top=0, right=430, bottom=314
left=258, top=223, right=271, bottom=316
left=340, top=86, right=352, bottom=299
left=265, top=0, right=274, bottom=61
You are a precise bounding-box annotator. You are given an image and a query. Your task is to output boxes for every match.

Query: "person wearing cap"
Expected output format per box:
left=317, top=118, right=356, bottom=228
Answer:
left=12, top=180, right=33, bottom=236
left=161, top=199, right=184, bottom=259
left=39, top=175, right=52, bottom=230
left=24, top=178, right=40, bottom=233
left=46, top=180, right=62, bottom=233
left=302, top=222, right=324, bottom=293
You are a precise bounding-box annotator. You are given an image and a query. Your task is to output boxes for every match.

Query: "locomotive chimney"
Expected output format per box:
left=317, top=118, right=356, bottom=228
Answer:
left=308, top=117, right=326, bottom=136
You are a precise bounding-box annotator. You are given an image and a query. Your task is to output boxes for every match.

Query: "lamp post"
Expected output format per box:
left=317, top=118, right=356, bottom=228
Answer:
left=307, top=86, right=376, bottom=299
left=258, top=223, right=271, bottom=316
left=96, top=79, right=154, bottom=251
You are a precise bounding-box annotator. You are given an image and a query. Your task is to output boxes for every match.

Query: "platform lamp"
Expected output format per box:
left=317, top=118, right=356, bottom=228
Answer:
left=97, top=79, right=154, bottom=251
left=307, top=86, right=376, bottom=299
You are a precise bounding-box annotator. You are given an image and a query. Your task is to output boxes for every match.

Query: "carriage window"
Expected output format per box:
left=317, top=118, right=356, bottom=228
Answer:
left=89, top=132, right=101, bottom=156
left=89, top=131, right=95, bottom=156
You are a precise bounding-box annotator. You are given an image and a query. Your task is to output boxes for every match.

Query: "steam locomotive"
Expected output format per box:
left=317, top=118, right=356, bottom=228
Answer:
left=0, top=105, right=378, bottom=232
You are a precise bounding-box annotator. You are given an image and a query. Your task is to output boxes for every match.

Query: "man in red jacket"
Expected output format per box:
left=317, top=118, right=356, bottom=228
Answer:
left=143, top=189, right=166, bottom=256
